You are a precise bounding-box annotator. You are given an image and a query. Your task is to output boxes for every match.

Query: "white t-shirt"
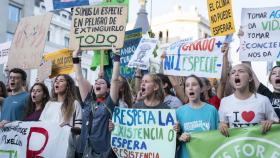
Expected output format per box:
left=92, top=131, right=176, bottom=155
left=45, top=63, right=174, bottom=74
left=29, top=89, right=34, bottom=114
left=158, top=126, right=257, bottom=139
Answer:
left=39, top=100, right=82, bottom=127
left=164, top=95, right=183, bottom=109
left=219, top=93, right=279, bottom=128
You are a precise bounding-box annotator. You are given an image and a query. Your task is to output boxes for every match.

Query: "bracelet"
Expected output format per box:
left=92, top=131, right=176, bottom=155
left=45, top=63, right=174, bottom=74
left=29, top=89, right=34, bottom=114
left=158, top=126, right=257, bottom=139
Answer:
left=113, top=54, right=120, bottom=62
left=72, top=57, right=81, bottom=64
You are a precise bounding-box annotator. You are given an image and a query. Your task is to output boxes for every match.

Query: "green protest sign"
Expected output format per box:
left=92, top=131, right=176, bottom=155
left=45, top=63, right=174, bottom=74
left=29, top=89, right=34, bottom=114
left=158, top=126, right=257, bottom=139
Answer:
left=187, top=125, right=280, bottom=158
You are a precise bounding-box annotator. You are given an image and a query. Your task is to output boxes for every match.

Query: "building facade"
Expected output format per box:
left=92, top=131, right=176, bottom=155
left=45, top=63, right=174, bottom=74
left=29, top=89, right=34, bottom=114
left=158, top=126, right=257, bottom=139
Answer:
left=0, top=0, right=35, bottom=83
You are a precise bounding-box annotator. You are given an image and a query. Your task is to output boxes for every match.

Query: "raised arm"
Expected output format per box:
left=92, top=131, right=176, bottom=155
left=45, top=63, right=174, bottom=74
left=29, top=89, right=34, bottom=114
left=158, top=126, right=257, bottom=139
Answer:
left=217, top=43, right=229, bottom=99
left=168, top=76, right=188, bottom=104
left=72, top=49, right=92, bottom=101
left=110, top=46, right=120, bottom=104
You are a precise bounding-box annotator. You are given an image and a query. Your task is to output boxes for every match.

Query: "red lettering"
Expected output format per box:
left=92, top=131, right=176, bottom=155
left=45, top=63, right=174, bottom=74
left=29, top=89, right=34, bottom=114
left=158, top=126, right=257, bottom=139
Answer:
left=26, top=127, right=49, bottom=158
left=208, top=37, right=216, bottom=52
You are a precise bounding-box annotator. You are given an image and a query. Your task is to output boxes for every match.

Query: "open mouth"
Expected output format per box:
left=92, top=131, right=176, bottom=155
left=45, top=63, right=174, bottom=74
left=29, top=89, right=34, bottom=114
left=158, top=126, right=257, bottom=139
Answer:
left=96, top=87, right=101, bottom=91
left=276, top=79, right=280, bottom=84
left=141, top=88, right=146, bottom=93
left=235, top=78, right=241, bottom=84
left=10, top=83, right=15, bottom=86
left=32, top=95, right=36, bottom=99
left=189, top=92, right=195, bottom=96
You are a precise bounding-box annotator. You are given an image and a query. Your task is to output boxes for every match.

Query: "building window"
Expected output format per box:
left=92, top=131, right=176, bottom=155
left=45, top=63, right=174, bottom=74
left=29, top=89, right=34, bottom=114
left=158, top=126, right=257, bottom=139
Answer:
left=9, top=4, right=21, bottom=22
left=47, top=31, right=50, bottom=41
left=64, top=36, right=69, bottom=47
left=82, top=68, right=87, bottom=79
left=6, top=32, right=14, bottom=41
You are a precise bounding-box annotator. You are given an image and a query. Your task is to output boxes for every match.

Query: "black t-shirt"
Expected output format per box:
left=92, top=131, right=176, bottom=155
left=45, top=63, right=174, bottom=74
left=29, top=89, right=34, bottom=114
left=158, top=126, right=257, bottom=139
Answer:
left=257, top=83, right=280, bottom=118
left=133, top=100, right=170, bottom=109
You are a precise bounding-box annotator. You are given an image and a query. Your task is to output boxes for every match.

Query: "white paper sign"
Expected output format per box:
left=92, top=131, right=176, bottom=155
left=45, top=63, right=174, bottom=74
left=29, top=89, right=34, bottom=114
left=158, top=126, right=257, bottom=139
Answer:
left=0, top=42, right=11, bottom=65
left=163, top=36, right=224, bottom=78
left=240, top=7, right=280, bottom=61
left=0, top=121, right=70, bottom=158
left=128, top=38, right=158, bottom=70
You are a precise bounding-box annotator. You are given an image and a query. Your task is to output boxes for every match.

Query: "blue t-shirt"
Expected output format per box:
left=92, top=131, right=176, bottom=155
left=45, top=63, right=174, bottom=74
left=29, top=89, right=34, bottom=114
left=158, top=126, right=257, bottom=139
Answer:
left=176, top=103, right=219, bottom=158
left=1, top=92, right=28, bottom=121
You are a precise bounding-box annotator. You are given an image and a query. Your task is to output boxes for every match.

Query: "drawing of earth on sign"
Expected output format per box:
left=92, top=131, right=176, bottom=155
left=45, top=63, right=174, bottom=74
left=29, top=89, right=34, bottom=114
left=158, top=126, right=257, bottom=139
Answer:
left=136, top=44, right=151, bottom=62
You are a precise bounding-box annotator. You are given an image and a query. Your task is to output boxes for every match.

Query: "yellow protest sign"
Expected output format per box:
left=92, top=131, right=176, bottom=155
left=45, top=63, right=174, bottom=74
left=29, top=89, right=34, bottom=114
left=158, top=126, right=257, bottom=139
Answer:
left=43, top=49, right=74, bottom=78
left=207, top=0, right=235, bottom=36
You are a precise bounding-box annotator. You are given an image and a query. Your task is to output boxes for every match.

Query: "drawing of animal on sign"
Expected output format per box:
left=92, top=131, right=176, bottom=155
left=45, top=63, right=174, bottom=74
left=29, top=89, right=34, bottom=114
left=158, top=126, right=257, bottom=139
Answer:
left=7, top=13, right=53, bottom=69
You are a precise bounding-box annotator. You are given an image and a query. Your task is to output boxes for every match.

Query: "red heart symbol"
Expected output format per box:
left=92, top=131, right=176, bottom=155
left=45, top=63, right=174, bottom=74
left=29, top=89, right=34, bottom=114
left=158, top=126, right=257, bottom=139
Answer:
left=241, top=111, right=255, bottom=122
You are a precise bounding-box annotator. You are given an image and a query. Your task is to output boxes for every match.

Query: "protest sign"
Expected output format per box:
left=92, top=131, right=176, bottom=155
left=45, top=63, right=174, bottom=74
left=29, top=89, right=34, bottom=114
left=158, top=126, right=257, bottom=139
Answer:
left=52, top=0, right=89, bottom=10
left=37, top=61, right=52, bottom=82
left=7, top=13, right=52, bottom=69
left=0, top=121, right=70, bottom=158
left=163, top=36, right=224, bottom=78
left=120, top=28, right=142, bottom=78
left=239, top=7, right=280, bottom=61
left=43, top=49, right=74, bottom=78
left=0, top=41, right=11, bottom=65
left=69, top=5, right=128, bottom=51
left=127, top=37, right=158, bottom=70
left=207, top=0, right=235, bottom=36
left=111, top=107, right=177, bottom=158
left=187, top=125, right=280, bottom=158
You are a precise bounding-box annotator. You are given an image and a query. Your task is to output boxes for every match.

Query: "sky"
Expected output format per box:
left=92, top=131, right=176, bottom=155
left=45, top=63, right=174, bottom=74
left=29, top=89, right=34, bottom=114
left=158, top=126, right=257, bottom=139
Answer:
left=128, top=0, right=280, bottom=86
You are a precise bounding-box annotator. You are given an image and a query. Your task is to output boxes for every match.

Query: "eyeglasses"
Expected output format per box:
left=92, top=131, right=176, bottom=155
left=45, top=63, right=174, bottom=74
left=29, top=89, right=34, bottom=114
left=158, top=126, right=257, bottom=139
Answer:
left=9, top=76, right=21, bottom=80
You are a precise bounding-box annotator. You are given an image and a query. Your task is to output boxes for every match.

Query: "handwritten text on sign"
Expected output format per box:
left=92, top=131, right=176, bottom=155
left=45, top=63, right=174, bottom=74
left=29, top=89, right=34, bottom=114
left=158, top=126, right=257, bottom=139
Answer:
left=128, top=38, right=158, bottom=70
left=240, top=7, right=280, bottom=61
left=0, top=121, right=70, bottom=158
left=120, top=28, right=142, bottom=78
left=163, top=36, right=224, bottom=78
left=111, top=108, right=177, bottom=158
left=43, top=49, right=74, bottom=78
left=7, top=13, right=52, bottom=69
left=207, top=0, right=235, bottom=36
left=0, top=41, right=11, bottom=65
left=69, top=5, right=128, bottom=50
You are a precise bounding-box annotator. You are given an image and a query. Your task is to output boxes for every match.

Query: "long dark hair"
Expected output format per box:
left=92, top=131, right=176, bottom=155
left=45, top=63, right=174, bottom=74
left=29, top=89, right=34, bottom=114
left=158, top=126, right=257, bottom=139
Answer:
left=157, top=73, right=175, bottom=96
left=52, top=74, right=77, bottom=123
left=0, top=81, right=7, bottom=98
left=119, top=76, right=133, bottom=108
left=25, top=83, right=50, bottom=118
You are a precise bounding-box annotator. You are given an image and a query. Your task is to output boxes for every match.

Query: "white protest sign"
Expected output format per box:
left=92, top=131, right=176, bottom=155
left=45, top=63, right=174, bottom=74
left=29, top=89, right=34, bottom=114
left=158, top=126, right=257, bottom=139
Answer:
left=240, top=7, right=280, bottom=61
left=0, top=42, right=11, bottom=65
left=163, top=36, right=224, bottom=78
left=69, top=5, right=128, bottom=50
left=0, top=121, right=70, bottom=158
left=111, top=107, right=177, bottom=158
left=128, top=37, right=158, bottom=70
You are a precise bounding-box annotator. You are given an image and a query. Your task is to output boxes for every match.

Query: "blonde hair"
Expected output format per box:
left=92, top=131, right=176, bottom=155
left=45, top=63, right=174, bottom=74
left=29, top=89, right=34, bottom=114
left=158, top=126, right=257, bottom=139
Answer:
left=230, top=64, right=256, bottom=94
left=145, top=74, right=165, bottom=103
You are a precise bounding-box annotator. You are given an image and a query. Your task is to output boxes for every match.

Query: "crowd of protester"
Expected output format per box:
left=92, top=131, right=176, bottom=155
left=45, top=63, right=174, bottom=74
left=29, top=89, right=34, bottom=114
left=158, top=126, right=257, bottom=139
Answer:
left=0, top=40, right=279, bottom=158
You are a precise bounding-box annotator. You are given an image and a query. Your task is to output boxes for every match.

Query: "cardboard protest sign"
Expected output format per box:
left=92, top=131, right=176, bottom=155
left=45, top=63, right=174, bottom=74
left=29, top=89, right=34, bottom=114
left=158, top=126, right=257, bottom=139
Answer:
left=239, top=7, right=280, bottom=61
left=7, top=13, right=52, bottom=69
left=127, top=37, right=158, bottom=70
left=163, top=36, right=224, bottom=78
left=187, top=125, right=280, bottom=158
left=120, top=28, right=142, bottom=78
left=43, top=49, right=74, bottom=78
left=52, top=0, right=89, bottom=10
left=69, top=5, right=128, bottom=51
left=0, top=41, right=11, bottom=65
left=37, top=61, right=52, bottom=82
left=207, top=0, right=235, bottom=36
left=0, top=121, right=70, bottom=158
left=111, top=107, right=177, bottom=158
